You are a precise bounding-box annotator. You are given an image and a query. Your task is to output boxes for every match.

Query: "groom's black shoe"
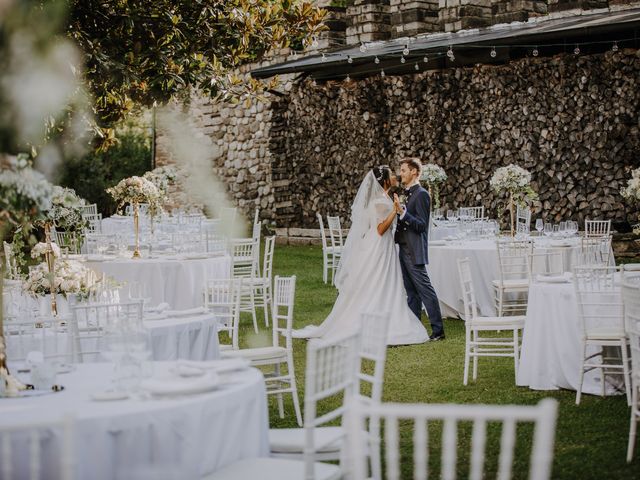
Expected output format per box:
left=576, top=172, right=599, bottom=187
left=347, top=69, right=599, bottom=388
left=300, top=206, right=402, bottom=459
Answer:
left=430, top=334, right=446, bottom=342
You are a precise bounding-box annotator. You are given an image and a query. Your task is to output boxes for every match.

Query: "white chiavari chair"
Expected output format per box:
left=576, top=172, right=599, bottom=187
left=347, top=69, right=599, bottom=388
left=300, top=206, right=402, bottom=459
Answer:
left=253, top=215, right=262, bottom=277
left=212, top=331, right=358, bottom=480
left=269, top=312, right=390, bottom=475
left=526, top=248, right=565, bottom=282
left=230, top=237, right=259, bottom=333
left=204, top=278, right=242, bottom=351
left=53, top=231, right=81, bottom=255
left=317, top=213, right=340, bottom=285
left=585, top=219, right=612, bottom=238
left=345, top=398, right=558, bottom=480
left=516, top=204, right=532, bottom=237
left=459, top=258, right=525, bottom=385
left=68, top=300, right=143, bottom=363
left=204, top=231, right=227, bottom=255
left=80, top=203, right=97, bottom=216
left=623, top=279, right=640, bottom=462
left=3, top=316, right=72, bottom=368
left=246, top=235, right=275, bottom=328
left=222, top=276, right=303, bottom=426
left=575, top=236, right=613, bottom=267
left=458, top=206, right=484, bottom=221
left=573, top=265, right=631, bottom=405
left=82, top=213, right=102, bottom=234
left=493, top=239, right=531, bottom=316
left=0, top=416, right=75, bottom=480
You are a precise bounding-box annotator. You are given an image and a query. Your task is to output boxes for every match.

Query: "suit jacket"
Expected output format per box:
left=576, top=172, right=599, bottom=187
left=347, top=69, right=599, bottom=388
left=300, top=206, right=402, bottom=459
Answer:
left=394, top=184, right=431, bottom=265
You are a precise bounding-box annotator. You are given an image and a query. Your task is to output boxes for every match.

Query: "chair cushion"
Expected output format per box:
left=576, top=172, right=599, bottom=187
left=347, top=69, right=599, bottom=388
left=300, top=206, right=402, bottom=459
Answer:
left=492, top=279, right=529, bottom=289
left=269, top=427, right=344, bottom=454
left=470, top=315, right=526, bottom=328
left=221, top=346, right=287, bottom=362
left=585, top=327, right=626, bottom=340
left=205, top=457, right=341, bottom=480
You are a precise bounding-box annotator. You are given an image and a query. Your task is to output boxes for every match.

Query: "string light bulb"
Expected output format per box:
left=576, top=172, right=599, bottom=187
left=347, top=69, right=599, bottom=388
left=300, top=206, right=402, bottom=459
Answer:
left=574, top=45, right=580, bottom=55
left=359, top=43, right=367, bottom=53
left=400, top=56, right=406, bottom=64
left=347, top=55, right=353, bottom=64
left=374, top=56, right=380, bottom=64
left=612, top=42, right=619, bottom=52
left=532, top=47, right=539, bottom=57
left=447, top=46, right=454, bottom=59
left=403, top=45, right=410, bottom=56
left=345, top=74, right=351, bottom=82
left=380, top=69, right=385, bottom=78
left=423, top=55, right=429, bottom=63
left=312, top=37, right=319, bottom=49
left=414, top=62, right=419, bottom=71
left=490, top=46, right=497, bottom=58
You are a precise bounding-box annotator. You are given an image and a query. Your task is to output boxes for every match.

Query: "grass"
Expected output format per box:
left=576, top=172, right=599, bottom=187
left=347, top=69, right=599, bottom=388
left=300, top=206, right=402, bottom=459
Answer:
left=231, top=244, right=639, bottom=479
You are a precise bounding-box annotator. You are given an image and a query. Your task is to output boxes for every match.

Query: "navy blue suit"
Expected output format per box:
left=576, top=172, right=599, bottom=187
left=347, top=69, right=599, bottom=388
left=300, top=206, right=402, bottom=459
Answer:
left=394, top=184, right=444, bottom=338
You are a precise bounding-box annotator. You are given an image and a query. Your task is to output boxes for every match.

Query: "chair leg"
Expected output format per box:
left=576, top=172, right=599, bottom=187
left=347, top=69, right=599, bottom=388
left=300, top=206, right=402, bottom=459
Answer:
left=322, top=253, right=328, bottom=284
left=463, top=327, right=471, bottom=386
left=513, top=329, right=520, bottom=380
left=576, top=342, right=587, bottom=405
left=249, top=287, right=258, bottom=334
left=621, top=340, right=632, bottom=406
left=628, top=389, right=638, bottom=463
left=274, top=363, right=284, bottom=419
left=287, top=354, right=303, bottom=427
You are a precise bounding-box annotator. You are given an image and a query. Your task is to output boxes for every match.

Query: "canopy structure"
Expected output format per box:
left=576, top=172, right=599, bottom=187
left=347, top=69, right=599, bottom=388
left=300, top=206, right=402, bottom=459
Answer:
left=251, top=7, right=640, bottom=82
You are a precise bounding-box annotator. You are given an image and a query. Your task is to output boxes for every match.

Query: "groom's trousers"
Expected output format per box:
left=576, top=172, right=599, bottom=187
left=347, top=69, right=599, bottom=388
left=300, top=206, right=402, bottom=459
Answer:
left=398, top=245, right=444, bottom=338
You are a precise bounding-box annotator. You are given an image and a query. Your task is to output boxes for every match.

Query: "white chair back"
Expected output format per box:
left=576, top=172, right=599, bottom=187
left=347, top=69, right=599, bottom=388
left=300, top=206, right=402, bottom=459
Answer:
left=0, top=416, right=74, bottom=480
left=527, top=249, right=565, bottom=281
left=346, top=398, right=558, bottom=480
left=82, top=213, right=102, bottom=234
left=575, top=236, right=612, bottom=267
left=204, top=232, right=227, bottom=255
left=3, top=317, right=72, bottom=365
left=272, top=276, right=296, bottom=348
left=230, top=238, right=258, bottom=278
left=204, top=278, right=242, bottom=350
left=459, top=206, right=484, bottom=221
left=53, top=231, right=81, bottom=255
left=573, top=265, right=623, bottom=337
left=357, top=312, right=390, bottom=404
left=81, top=203, right=97, bottom=216
left=516, top=205, right=531, bottom=234
left=262, top=236, right=276, bottom=283
left=317, top=213, right=328, bottom=250
left=458, top=258, right=480, bottom=321
left=69, top=300, right=143, bottom=363
left=327, top=216, right=344, bottom=249
left=304, top=331, right=361, bottom=478
left=496, top=240, right=531, bottom=284
left=585, top=219, right=611, bottom=238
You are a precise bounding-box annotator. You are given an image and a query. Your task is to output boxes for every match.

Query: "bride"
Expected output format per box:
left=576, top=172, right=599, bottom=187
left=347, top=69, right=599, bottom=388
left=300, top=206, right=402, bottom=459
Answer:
left=294, top=166, right=429, bottom=345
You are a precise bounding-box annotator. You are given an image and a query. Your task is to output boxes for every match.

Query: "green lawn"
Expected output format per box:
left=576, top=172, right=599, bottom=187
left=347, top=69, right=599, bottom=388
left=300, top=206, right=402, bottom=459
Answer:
left=234, top=244, right=639, bottom=479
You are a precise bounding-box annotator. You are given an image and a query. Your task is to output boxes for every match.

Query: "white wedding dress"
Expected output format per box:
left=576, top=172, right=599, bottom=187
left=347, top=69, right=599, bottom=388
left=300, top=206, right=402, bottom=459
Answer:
left=294, top=172, right=429, bottom=345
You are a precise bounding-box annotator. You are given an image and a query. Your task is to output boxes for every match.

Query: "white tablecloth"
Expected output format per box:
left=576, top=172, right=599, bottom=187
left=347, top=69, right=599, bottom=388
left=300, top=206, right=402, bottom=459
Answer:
left=517, top=281, right=623, bottom=395
left=0, top=363, right=269, bottom=479
left=86, top=255, right=231, bottom=310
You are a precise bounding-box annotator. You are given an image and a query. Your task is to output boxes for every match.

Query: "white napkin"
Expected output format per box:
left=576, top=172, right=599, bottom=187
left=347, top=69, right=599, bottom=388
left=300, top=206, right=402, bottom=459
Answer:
left=140, top=371, right=219, bottom=396
left=177, top=358, right=250, bottom=373
left=165, top=307, right=207, bottom=317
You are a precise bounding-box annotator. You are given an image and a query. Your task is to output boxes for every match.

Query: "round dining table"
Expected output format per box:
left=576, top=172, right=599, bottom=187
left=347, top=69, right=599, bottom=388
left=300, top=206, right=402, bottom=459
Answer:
left=0, top=362, right=269, bottom=480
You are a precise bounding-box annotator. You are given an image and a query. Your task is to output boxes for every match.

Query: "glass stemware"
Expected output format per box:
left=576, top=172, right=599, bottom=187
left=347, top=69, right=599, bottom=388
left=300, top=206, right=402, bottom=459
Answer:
left=535, top=219, right=544, bottom=235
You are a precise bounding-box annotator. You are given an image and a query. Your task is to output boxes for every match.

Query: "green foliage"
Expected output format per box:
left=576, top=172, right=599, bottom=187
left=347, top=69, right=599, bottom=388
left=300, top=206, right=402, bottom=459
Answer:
left=58, top=129, right=151, bottom=216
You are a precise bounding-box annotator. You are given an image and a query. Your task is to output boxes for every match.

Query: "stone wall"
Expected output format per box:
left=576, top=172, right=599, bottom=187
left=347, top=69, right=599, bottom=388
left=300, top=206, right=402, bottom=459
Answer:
left=268, top=48, right=640, bottom=229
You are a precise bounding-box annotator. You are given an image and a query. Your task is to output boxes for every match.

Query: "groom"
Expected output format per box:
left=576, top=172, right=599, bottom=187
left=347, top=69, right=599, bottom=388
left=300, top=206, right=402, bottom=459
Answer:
left=394, top=157, right=445, bottom=341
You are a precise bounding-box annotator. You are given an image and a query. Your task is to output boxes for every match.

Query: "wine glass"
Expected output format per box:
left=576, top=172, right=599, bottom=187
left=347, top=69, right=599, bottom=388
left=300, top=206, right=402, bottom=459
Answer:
left=446, top=209, right=455, bottom=222
left=535, top=219, right=544, bottom=236
left=543, top=223, right=553, bottom=238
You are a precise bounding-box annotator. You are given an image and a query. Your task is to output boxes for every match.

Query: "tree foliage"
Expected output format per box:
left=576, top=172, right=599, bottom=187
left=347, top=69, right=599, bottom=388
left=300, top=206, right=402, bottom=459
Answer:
left=67, top=0, right=326, bottom=148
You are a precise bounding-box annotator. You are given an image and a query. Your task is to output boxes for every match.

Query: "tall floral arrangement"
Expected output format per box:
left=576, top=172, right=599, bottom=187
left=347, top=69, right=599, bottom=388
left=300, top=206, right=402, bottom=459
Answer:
left=45, top=186, right=88, bottom=232
left=107, top=175, right=162, bottom=216
left=490, top=164, right=538, bottom=236
left=143, top=166, right=177, bottom=196
left=420, top=164, right=447, bottom=209
left=23, top=259, right=97, bottom=299
left=621, top=167, right=640, bottom=234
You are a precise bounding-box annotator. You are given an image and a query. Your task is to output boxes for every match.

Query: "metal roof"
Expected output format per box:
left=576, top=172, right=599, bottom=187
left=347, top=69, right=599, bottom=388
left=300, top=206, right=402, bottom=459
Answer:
left=251, top=7, right=640, bottom=81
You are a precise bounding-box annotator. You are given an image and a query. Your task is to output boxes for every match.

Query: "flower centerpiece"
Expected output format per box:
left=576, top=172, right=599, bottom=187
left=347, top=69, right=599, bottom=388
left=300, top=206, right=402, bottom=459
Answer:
left=107, top=176, right=162, bottom=258
left=46, top=186, right=88, bottom=233
left=420, top=163, right=447, bottom=209
left=621, top=167, right=640, bottom=234
left=143, top=166, right=177, bottom=196
left=23, top=259, right=98, bottom=302
left=490, top=164, right=538, bottom=236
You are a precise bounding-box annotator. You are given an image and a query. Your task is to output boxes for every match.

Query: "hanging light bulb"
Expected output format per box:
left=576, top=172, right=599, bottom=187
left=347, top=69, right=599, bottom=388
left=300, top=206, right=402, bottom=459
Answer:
left=403, top=45, right=410, bottom=56
left=532, top=47, right=539, bottom=57
left=423, top=55, right=429, bottom=63
left=321, top=53, right=327, bottom=62
left=347, top=55, right=353, bottom=64
left=449, top=53, right=455, bottom=62
left=612, top=42, right=619, bottom=52
left=380, top=69, right=386, bottom=78
left=312, top=79, right=317, bottom=87
left=414, top=63, right=420, bottom=71
left=345, top=74, right=351, bottom=82
left=490, top=46, right=497, bottom=58
left=400, top=56, right=406, bottom=64
left=374, top=55, right=380, bottom=64
left=359, top=43, right=367, bottom=53
left=574, top=45, right=580, bottom=55
left=312, top=37, right=319, bottom=49
left=447, top=46, right=454, bottom=58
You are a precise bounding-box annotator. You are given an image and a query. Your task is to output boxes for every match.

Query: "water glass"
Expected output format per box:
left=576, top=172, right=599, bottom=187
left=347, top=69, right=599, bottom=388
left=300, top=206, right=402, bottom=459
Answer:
left=535, top=219, right=544, bottom=235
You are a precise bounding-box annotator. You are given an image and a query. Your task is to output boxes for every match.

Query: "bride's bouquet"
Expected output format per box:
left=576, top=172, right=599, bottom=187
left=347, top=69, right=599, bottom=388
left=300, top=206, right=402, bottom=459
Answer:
left=621, top=167, right=640, bottom=234
left=420, top=163, right=447, bottom=209
left=490, top=164, right=537, bottom=235
left=107, top=175, right=162, bottom=216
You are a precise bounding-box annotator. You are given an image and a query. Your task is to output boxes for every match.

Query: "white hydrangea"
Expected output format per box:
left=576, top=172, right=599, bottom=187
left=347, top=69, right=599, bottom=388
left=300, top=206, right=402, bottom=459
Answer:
left=107, top=175, right=163, bottom=216
left=30, top=242, right=61, bottom=259
left=0, top=157, right=54, bottom=219
left=420, top=164, right=447, bottom=184
left=490, top=164, right=532, bottom=192
left=23, top=259, right=98, bottom=298
left=621, top=168, right=640, bottom=201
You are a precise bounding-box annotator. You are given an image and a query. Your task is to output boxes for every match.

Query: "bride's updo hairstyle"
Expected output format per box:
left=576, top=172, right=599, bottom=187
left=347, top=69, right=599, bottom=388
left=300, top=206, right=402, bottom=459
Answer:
left=374, top=165, right=392, bottom=188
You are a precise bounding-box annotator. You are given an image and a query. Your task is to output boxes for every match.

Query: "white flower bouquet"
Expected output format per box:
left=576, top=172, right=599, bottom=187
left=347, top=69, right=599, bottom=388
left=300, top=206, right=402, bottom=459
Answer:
left=621, top=167, right=640, bottom=234
left=420, top=163, right=447, bottom=209
left=143, top=166, right=178, bottom=195
left=31, top=242, right=61, bottom=259
left=23, top=259, right=97, bottom=299
left=490, top=164, right=538, bottom=235
left=107, top=175, right=162, bottom=216
left=45, top=186, right=87, bottom=232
